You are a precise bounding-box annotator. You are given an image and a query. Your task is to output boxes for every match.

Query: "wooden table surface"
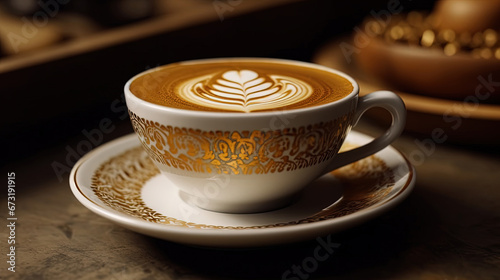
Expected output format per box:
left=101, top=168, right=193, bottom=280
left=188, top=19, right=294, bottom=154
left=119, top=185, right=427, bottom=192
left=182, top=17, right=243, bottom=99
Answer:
left=2, top=115, right=499, bottom=279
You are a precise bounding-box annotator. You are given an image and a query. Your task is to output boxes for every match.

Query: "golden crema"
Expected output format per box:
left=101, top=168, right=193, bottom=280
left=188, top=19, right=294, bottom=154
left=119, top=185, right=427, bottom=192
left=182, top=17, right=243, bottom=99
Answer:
left=129, top=60, right=353, bottom=113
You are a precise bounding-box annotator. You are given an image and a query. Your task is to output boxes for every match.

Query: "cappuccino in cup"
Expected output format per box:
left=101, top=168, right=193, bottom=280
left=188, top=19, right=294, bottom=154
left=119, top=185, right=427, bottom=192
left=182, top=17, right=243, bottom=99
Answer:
left=129, top=60, right=353, bottom=113
left=125, top=58, right=406, bottom=213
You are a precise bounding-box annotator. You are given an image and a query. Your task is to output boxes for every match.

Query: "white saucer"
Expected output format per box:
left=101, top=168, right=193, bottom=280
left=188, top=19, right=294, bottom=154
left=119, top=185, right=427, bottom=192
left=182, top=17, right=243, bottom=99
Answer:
left=70, top=131, right=415, bottom=247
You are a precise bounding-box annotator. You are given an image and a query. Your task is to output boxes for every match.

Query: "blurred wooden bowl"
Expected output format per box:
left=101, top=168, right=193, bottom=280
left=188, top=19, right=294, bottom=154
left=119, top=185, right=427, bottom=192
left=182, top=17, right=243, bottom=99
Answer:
left=313, top=38, right=500, bottom=147
left=356, top=36, right=500, bottom=103
left=0, top=10, right=62, bottom=56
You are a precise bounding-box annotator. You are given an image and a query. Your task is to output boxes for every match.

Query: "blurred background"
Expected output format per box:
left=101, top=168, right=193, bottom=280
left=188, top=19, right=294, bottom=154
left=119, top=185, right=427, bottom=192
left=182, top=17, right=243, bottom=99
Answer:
left=2, top=2, right=500, bottom=279
left=5, top=0, right=499, bottom=167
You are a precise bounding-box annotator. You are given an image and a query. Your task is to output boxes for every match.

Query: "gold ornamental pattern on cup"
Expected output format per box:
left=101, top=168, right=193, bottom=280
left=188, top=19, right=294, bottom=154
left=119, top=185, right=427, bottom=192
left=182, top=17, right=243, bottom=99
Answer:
left=129, top=111, right=355, bottom=175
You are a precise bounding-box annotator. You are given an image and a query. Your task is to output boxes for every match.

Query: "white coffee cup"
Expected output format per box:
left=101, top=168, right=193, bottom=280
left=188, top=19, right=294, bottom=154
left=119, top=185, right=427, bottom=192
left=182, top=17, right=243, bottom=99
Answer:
left=124, top=58, right=406, bottom=213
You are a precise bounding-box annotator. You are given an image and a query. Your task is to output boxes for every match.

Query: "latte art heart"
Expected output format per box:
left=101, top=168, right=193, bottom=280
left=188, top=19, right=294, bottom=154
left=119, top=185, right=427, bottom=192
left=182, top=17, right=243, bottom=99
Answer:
left=129, top=60, right=354, bottom=112
left=178, top=70, right=313, bottom=113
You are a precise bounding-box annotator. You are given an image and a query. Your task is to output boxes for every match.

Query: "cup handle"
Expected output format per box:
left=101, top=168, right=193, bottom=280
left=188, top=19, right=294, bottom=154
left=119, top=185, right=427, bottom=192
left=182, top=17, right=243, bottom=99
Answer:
left=325, top=90, right=406, bottom=172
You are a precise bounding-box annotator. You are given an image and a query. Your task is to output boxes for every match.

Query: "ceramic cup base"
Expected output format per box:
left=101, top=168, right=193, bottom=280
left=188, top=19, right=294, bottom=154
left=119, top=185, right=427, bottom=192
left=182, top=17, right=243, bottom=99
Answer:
left=158, top=164, right=327, bottom=214
left=178, top=189, right=304, bottom=214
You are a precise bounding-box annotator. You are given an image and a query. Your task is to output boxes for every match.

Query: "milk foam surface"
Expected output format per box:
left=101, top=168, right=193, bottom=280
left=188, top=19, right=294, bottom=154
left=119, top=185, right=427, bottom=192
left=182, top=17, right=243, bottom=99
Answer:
left=130, top=60, right=353, bottom=113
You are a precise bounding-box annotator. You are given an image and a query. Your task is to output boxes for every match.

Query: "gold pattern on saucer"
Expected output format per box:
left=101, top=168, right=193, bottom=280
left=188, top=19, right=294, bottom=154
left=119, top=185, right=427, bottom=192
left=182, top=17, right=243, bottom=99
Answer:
left=90, top=143, right=395, bottom=230
left=313, top=144, right=395, bottom=220
left=129, top=111, right=353, bottom=175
